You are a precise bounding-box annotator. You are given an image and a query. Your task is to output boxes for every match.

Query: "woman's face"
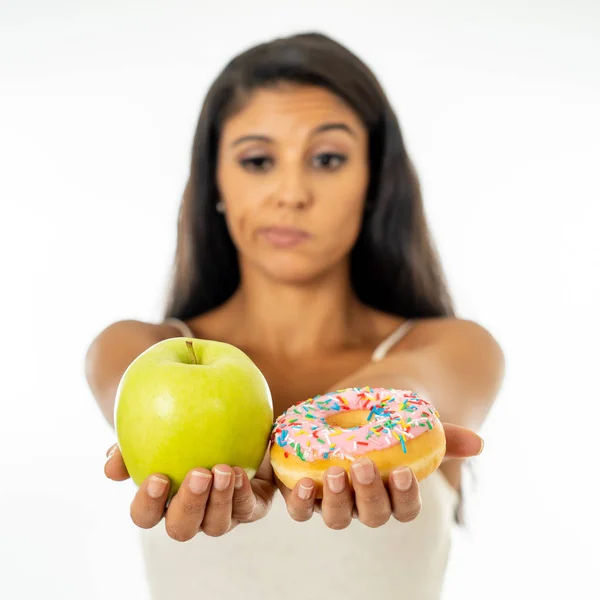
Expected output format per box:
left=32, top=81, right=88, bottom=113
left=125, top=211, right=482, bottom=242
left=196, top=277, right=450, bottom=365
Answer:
left=216, top=84, right=369, bottom=284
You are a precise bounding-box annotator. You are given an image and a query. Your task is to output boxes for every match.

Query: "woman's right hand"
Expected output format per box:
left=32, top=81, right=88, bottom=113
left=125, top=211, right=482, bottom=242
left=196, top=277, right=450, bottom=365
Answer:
left=104, top=444, right=275, bottom=541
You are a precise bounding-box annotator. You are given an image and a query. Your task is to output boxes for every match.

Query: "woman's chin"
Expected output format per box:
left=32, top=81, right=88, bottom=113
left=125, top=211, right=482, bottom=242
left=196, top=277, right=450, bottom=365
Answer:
left=243, top=251, right=344, bottom=286
left=261, top=262, right=325, bottom=285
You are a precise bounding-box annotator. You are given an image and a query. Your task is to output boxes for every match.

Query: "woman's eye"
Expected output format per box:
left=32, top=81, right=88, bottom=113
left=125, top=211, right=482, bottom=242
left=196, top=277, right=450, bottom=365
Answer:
left=239, top=153, right=347, bottom=172
left=312, top=153, right=347, bottom=170
left=239, top=156, right=273, bottom=172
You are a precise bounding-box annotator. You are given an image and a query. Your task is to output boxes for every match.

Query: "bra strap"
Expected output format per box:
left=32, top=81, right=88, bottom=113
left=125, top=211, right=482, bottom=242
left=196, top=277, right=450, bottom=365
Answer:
left=370, top=320, right=414, bottom=362
left=163, top=317, right=195, bottom=338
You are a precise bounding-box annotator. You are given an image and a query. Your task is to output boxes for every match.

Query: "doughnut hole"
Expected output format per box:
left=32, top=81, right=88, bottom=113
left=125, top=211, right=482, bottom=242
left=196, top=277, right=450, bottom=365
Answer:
left=325, top=410, right=370, bottom=428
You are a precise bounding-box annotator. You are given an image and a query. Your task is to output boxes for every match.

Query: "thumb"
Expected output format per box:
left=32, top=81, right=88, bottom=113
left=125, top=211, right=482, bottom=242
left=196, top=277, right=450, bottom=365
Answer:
left=104, top=444, right=131, bottom=481
left=442, top=423, right=484, bottom=460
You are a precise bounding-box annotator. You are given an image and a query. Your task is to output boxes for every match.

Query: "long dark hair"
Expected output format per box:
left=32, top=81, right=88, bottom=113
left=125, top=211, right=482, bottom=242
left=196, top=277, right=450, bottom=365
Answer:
left=162, top=32, right=455, bottom=321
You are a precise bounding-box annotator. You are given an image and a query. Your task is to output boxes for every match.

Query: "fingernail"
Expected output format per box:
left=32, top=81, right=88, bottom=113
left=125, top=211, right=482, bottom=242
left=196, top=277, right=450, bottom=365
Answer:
left=327, top=471, right=346, bottom=494
left=352, top=459, right=375, bottom=485
left=213, top=468, right=231, bottom=491
left=477, top=437, right=485, bottom=455
left=298, top=483, right=313, bottom=500
left=147, top=476, right=168, bottom=498
left=234, top=472, right=244, bottom=490
left=106, top=444, right=117, bottom=458
left=391, top=468, right=412, bottom=492
left=189, top=471, right=211, bottom=495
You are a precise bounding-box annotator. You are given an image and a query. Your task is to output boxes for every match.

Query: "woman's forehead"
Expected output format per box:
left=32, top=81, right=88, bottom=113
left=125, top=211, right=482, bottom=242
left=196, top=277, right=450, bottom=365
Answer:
left=220, top=86, right=365, bottom=142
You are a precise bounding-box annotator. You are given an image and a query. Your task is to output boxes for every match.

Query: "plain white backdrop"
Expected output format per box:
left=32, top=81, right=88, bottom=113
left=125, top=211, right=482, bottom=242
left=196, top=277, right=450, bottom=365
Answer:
left=1, top=1, right=599, bottom=598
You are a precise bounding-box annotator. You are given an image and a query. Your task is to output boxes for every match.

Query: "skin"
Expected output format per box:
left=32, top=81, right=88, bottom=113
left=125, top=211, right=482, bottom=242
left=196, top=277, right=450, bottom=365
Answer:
left=104, top=84, right=504, bottom=540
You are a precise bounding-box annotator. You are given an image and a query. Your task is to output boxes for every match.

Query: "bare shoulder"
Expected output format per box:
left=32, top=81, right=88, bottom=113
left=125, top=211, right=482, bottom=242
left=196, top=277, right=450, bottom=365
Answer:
left=399, top=319, right=504, bottom=374
left=88, top=319, right=166, bottom=350
left=369, top=310, right=502, bottom=356
left=155, top=306, right=229, bottom=342
left=409, top=317, right=501, bottom=346
left=84, top=319, right=168, bottom=406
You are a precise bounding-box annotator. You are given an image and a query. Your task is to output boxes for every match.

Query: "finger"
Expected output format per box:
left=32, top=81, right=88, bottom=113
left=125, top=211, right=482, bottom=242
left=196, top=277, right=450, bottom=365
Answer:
left=104, top=444, right=130, bottom=481
left=442, top=423, right=485, bottom=458
left=201, top=465, right=236, bottom=537
left=164, top=469, right=212, bottom=542
left=388, top=467, right=422, bottom=523
left=231, top=468, right=257, bottom=524
left=283, top=477, right=316, bottom=522
left=350, top=458, right=391, bottom=528
left=321, top=467, right=353, bottom=530
left=277, top=476, right=320, bottom=517
left=130, top=474, right=170, bottom=529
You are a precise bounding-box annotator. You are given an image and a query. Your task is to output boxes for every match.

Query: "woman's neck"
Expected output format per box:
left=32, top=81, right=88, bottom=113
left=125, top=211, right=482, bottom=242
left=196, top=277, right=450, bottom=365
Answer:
left=221, top=263, right=371, bottom=360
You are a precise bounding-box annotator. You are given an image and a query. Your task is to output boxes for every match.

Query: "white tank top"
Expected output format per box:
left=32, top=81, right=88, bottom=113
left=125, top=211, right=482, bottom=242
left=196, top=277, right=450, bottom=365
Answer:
left=140, top=318, right=459, bottom=600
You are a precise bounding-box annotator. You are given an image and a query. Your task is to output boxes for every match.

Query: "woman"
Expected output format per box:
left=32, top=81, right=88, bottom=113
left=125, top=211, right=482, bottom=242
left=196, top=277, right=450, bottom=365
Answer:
left=86, top=32, right=504, bottom=599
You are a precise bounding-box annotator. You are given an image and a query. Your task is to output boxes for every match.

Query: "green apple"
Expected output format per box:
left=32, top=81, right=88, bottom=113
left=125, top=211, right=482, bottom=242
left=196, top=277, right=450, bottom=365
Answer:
left=114, top=337, right=273, bottom=497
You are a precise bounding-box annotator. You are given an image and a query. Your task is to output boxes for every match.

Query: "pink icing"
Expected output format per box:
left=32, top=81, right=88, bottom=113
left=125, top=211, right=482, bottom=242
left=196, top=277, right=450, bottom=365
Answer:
left=271, top=386, right=441, bottom=462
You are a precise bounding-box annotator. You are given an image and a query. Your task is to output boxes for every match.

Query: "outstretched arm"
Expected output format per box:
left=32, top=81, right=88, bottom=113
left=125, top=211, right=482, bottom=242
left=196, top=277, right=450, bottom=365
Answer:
left=277, top=318, right=505, bottom=529
left=331, top=318, right=505, bottom=431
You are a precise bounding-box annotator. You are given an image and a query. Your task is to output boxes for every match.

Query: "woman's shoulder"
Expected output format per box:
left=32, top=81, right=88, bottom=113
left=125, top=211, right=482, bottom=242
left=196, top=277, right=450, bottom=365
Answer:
left=156, top=306, right=227, bottom=341
left=368, top=311, right=491, bottom=351
left=96, top=319, right=167, bottom=342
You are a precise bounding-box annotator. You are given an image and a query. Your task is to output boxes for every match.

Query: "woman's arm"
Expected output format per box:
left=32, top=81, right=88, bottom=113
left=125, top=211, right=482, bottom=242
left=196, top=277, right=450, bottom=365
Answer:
left=84, top=320, right=186, bottom=427
left=84, top=320, right=167, bottom=427
left=278, top=319, right=503, bottom=528
left=329, top=318, right=505, bottom=431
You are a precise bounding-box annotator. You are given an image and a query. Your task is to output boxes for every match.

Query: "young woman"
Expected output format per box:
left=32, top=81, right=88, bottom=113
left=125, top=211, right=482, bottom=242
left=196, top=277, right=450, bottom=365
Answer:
left=86, top=32, right=504, bottom=600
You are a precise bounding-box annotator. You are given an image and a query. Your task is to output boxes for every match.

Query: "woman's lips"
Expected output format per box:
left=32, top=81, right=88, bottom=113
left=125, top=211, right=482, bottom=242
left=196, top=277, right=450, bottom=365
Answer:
left=259, top=226, right=311, bottom=248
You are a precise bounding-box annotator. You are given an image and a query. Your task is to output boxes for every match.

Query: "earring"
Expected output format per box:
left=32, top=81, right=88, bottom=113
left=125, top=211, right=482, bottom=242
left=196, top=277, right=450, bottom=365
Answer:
left=216, top=200, right=225, bottom=213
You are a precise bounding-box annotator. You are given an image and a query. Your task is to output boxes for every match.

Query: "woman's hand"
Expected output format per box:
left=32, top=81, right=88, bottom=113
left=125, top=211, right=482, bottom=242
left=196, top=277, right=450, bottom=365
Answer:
left=277, top=422, right=483, bottom=529
left=104, top=446, right=275, bottom=541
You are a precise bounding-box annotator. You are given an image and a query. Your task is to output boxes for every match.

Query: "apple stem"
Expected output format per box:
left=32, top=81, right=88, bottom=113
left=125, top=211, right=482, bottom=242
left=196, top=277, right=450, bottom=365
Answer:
left=186, top=340, right=198, bottom=365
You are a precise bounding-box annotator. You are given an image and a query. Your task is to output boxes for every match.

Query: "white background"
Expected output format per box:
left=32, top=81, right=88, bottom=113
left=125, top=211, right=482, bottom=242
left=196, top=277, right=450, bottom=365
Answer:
left=1, top=1, right=599, bottom=598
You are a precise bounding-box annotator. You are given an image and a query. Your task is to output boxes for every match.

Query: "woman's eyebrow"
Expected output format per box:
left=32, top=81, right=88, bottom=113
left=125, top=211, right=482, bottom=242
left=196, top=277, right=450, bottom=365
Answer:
left=231, top=134, right=272, bottom=147
left=230, top=122, right=356, bottom=148
left=311, top=122, right=356, bottom=138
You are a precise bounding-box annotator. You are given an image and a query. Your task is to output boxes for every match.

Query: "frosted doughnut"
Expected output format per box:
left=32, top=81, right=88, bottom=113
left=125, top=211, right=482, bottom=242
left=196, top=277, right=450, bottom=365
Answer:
left=270, top=386, right=446, bottom=497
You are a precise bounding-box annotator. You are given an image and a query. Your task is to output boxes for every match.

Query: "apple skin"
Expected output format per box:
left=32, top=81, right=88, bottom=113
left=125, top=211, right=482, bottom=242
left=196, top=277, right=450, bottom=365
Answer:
left=114, top=337, right=273, bottom=497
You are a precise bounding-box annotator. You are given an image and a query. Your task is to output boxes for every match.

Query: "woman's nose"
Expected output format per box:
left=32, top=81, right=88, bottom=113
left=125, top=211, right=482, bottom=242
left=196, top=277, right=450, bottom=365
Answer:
left=274, top=167, right=313, bottom=209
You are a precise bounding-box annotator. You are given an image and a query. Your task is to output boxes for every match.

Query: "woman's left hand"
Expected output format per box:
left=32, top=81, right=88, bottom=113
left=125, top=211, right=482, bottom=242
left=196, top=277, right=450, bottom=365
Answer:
left=277, top=422, right=483, bottom=529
